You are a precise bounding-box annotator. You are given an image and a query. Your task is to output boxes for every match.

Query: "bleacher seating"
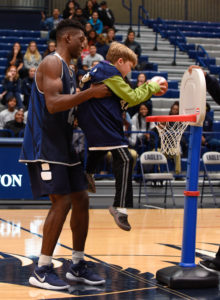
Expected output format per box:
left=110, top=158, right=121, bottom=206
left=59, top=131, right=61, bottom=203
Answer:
left=146, top=18, right=220, bottom=77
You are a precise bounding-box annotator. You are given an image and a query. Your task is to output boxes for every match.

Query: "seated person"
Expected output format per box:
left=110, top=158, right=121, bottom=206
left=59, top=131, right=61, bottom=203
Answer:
left=4, top=109, right=25, bottom=137
left=128, top=72, right=152, bottom=117
left=23, top=41, right=42, bottom=73
left=40, top=8, right=63, bottom=40
left=124, top=30, right=141, bottom=61
left=106, top=27, right=116, bottom=45
left=98, top=1, right=115, bottom=32
left=7, top=42, right=25, bottom=79
left=62, top=1, right=79, bottom=19
left=0, top=95, right=17, bottom=130
left=21, top=67, right=36, bottom=110
left=43, top=40, right=56, bottom=58
left=88, top=11, right=103, bottom=34
left=129, top=103, right=153, bottom=155
left=82, top=45, right=104, bottom=70
left=0, top=65, right=23, bottom=109
left=95, top=34, right=109, bottom=59
left=74, top=7, right=87, bottom=25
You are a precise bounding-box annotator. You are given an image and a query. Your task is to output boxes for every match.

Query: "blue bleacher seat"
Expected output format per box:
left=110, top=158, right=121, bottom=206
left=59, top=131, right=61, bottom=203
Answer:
left=131, top=71, right=168, bottom=80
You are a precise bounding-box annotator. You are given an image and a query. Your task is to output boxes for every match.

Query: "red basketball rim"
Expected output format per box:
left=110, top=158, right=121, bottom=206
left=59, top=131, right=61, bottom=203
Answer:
left=146, top=114, right=197, bottom=123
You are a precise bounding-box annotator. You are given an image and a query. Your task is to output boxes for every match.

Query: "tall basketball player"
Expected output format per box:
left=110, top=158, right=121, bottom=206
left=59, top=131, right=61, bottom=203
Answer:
left=19, top=19, right=111, bottom=290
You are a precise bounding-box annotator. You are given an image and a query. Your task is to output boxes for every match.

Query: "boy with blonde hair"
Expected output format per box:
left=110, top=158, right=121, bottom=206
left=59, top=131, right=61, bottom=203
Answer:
left=78, top=42, right=167, bottom=231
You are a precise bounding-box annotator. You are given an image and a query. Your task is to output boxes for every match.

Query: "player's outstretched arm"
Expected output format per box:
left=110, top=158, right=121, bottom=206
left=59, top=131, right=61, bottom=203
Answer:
left=37, top=55, right=111, bottom=114
left=188, top=65, right=220, bottom=105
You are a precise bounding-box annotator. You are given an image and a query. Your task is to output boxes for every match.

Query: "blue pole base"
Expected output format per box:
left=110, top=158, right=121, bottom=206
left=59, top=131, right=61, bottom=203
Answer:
left=179, top=262, right=196, bottom=268
left=156, top=265, right=218, bottom=289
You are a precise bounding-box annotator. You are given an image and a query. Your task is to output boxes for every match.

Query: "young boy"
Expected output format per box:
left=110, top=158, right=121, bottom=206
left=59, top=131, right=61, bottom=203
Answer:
left=77, top=42, right=167, bottom=231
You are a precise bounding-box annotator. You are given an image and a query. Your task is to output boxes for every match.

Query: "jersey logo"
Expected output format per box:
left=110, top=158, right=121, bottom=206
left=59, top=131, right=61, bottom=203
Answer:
left=120, top=100, right=129, bottom=111
left=79, top=72, right=91, bottom=89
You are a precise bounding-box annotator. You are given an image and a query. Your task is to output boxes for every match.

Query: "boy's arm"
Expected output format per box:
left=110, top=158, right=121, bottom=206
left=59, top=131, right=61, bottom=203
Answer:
left=103, top=75, right=160, bottom=107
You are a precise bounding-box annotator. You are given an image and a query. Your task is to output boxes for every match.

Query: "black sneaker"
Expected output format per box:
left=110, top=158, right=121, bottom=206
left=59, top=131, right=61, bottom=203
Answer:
left=86, top=173, right=96, bottom=193
left=29, top=264, right=70, bottom=290
left=199, top=260, right=220, bottom=275
left=109, top=206, right=131, bottom=231
left=66, top=260, right=105, bottom=285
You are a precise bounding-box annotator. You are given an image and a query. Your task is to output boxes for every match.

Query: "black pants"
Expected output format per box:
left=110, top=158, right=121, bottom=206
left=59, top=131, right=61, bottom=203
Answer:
left=86, top=148, right=133, bottom=208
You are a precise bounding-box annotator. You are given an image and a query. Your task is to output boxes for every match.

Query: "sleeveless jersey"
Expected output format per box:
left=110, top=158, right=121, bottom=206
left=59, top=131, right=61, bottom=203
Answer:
left=77, top=60, right=128, bottom=148
left=19, top=52, right=80, bottom=166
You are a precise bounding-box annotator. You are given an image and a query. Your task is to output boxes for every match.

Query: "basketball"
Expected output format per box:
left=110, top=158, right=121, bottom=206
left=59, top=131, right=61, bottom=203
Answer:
left=151, top=76, right=168, bottom=96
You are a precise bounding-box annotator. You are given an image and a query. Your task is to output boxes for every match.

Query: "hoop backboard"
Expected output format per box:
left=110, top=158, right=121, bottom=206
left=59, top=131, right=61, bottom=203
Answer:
left=179, top=68, right=206, bottom=127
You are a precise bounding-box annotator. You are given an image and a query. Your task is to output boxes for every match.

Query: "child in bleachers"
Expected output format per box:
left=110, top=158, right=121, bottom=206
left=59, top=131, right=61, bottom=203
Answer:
left=0, top=95, right=17, bottom=129
left=0, top=65, right=24, bottom=109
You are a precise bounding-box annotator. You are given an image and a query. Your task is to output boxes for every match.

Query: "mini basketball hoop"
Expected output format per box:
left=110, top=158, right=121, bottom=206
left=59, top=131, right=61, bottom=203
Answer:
left=146, top=114, right=197, bottom=156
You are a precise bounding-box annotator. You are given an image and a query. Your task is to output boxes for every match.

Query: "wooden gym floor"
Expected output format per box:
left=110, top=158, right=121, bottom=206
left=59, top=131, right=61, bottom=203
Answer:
left=0, top=208, right=220, bottom=299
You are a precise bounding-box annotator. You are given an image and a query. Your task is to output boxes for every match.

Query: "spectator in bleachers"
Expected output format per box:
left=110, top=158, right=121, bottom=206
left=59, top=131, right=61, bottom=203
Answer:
left=74, top=7, right=88, bottom=26
left=23, top=41, right=42, bottom=72
left=0, top=95, right=17, bottom=129
left=95, top=34, right=109, bottom=58
left=129, top=103, right=152, bottom=154
left=88, top=11, right=103, bottom=34
left=43, top=40, right=56, bottom=58
left=98, top=1, right=115, bottom=33
left=202, top=103, right=220, bottom=151
left=81, top=37, right=90, bottom=61
left=124, top=30, right=141, bottom=61
left=21, top=67, right=36, bottom=110
left=63, top=1, right=79, bottom=19
left=82, top=44, right=104, bottom=70
left=87, top=28, right=99, bottom=46
left=72, top=117, right=85, bottom=164
left=6, top=42, right=25, bottom=79
left=106, top=28, right=116, bottom=45
left=0, top=65, right=23, bottom=109
left=40, top=8, right=63, bottom=40
left=83, top=0, right=96, bottom=20
left=91, top=0, right=100, bottom=10
left=85, top=22, right=93, bottom=37
left=128, top=72, right=152, bottom=117
left=4, top=109, right=25, bottom=137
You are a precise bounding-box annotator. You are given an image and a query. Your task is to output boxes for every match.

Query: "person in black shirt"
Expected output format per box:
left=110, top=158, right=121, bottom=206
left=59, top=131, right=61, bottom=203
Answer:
left=4, top=109, right=25, bottom=137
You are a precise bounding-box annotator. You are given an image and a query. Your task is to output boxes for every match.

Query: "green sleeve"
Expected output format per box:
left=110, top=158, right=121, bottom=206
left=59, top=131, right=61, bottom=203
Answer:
left=103, top=75, right=161, bottom=108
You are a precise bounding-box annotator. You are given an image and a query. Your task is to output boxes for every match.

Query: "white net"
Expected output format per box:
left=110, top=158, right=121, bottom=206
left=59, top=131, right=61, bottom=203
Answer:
left=155, top=121, right=189, bottom=156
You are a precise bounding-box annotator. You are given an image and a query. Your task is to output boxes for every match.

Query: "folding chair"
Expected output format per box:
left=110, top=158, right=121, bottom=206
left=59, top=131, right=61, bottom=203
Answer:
left=201, top=151, right=220, bottom=206
left=138, top=151, right=175, bottom=207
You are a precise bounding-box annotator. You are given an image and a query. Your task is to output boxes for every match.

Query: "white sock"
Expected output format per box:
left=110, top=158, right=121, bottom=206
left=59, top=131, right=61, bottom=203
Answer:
left=116, top=208, right=127, bottom=215
left=38, top=254, right=52, bottom=267
left=72, top=250, right=84, bottom=264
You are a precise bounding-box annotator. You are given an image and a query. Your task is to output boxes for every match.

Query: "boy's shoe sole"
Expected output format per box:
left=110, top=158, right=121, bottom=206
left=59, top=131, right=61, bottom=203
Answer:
left=109, top=206, right=131, bottom=231
left=29, top=275, right=70, bottom=290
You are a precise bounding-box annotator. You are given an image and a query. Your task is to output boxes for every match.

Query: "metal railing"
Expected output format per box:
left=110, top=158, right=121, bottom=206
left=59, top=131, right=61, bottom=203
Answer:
left=121, top=0, right=133, bottom=31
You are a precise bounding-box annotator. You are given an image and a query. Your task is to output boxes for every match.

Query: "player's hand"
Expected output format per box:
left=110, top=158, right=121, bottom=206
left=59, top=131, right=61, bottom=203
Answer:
left=188, top=65, right=206, bottom=76
left=150, top=76, right=168, bottom=96
left=90, top=83, right=112, bottom=98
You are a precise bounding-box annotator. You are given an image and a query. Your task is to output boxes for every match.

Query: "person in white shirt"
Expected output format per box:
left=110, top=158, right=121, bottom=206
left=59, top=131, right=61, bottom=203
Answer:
left=82, top=45, right=104, bottom=69
left=0, top=95, right=18, bottom=129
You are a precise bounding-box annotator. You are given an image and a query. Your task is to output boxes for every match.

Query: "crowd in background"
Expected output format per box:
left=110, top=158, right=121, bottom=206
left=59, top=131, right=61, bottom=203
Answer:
left=0, top=0, right=218, bottom=178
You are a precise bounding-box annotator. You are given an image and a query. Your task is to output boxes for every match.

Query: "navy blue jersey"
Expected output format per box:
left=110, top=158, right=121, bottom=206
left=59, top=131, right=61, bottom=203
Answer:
left=77, top=60, right=128, bottom=148
left=20, top=52, right=80, bottom=166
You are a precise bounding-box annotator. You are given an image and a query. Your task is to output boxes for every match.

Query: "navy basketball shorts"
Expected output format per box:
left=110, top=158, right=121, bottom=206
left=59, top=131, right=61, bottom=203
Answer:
left=27, top=162, right=88, bottom=199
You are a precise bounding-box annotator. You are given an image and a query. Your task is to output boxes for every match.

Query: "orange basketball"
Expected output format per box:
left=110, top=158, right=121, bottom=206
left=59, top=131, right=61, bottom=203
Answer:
left=151, top=76, right=168, bottom=96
